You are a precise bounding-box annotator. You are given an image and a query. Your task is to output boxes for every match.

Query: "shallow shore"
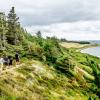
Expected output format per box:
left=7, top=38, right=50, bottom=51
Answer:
left=77, top=44, right=100, bottom=51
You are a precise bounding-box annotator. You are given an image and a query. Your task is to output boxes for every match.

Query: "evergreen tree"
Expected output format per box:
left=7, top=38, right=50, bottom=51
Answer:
left=36, top=31, right=43, bottom=46
left=0, top=12, right=7, bottom=50
left=36, top=31, right=42, bottom=38
left=6, top=7, right=19, bottom=45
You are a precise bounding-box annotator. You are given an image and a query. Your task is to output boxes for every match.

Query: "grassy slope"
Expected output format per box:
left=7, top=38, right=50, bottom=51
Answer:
left=1, top=7, right=100, bottom=99
left=0, top=39, right=100, bottom=100
left=0, top=59, right=90, bottom=100
left=0, top=42, right=100, bottom=99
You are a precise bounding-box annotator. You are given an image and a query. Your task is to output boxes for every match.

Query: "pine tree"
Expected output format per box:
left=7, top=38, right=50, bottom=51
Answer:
left=36, top=31, right=43, bottom=46
left=36, top=31, right=42, bottom=38
left=6, top=7, right=19, bottom=45
left=0, top=12, right=7, bottom=50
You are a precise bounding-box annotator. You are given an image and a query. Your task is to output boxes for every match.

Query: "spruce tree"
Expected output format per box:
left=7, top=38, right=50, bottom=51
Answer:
left=36, top=31, right=43, bottom=46
left=0, top=12, right=7, bottom=50
left=36, top=31, right=42, bottom=38
left=6, top=7, right=19, bottom=45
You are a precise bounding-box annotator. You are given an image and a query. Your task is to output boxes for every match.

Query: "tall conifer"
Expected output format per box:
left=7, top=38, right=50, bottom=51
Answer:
left=7, top=7, right=19, bottom=45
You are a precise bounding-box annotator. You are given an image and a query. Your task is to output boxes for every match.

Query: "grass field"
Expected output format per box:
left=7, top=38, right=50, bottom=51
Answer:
left=60, top=42, right=90, bottom=49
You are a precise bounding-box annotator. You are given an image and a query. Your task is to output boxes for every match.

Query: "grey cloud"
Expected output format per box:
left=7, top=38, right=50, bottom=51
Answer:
left=0, top=0, right=100, bottom=41
left=0, top=0, right=100, bottom=26
left=1, top=0, right=100, bottom=26
left=26, top=21, right=100, bottom=40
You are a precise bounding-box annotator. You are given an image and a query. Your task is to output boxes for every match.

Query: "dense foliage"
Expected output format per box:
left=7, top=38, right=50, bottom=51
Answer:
left=0, top=7, right=100, bottom=100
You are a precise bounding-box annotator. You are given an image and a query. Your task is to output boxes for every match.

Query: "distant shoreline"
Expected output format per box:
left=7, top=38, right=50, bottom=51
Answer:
left=78, top=44, right=100, bottom=50
left=60, top=41, right=100, bottom=50
left=80, top=46, right=100, bottom=58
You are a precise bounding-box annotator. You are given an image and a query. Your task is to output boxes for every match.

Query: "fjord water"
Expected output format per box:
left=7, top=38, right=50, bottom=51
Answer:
left=81, top=47, right=100, bottom=58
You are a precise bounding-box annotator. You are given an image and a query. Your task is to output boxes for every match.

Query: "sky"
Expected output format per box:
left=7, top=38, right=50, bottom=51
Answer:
left=0, top=0, right=100, bottom=40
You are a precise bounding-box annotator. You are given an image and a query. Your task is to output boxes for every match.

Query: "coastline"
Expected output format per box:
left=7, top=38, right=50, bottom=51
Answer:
left=78, top=44, right=100, bottom=58
left=77, top=44, right=100, bottom=51
left=60, top=42, right=100, bottom=58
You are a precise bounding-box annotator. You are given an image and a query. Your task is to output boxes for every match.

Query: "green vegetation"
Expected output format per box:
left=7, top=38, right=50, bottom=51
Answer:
left=0, top=7, right=100, bottom=100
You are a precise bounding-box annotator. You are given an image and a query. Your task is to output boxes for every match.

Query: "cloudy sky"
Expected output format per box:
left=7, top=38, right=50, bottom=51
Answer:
left=0, top=0, right=100, bottom=40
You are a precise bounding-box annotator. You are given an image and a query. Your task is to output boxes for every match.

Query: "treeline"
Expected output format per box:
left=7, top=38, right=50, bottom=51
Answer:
left=0, top=7, right=74, bottom=74
left=60, top=38, right=90, bottom=44
left=0, top=7, right=28, bottom=50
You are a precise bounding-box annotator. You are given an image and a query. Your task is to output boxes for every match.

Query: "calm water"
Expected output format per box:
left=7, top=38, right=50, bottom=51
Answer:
left=81, top=47, right=100, bottom=58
